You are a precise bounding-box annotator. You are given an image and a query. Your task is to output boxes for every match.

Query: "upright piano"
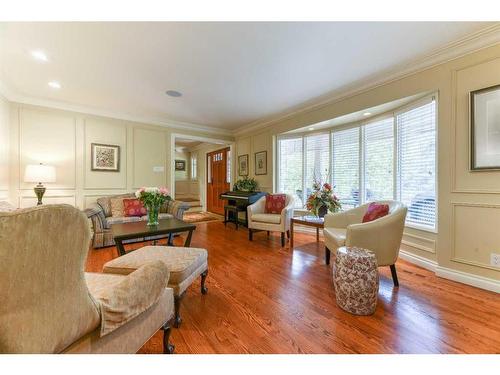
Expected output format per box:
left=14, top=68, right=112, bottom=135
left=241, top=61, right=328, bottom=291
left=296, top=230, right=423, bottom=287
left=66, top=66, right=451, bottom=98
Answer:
left=219, top=190, right=267, bottom=227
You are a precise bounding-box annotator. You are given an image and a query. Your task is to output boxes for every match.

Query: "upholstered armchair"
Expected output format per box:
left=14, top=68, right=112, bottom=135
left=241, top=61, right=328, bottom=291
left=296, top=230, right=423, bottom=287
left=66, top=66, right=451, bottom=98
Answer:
left=0, top=204, right=175, bottom=354
left=323, top=201, right=407, bottom=286
left=247, top=194, right=295, bottom=247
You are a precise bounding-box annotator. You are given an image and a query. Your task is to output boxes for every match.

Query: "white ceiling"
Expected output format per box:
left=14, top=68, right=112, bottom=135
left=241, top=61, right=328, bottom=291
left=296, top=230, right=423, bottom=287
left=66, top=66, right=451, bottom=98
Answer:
left=0, top=22, right=495, bottom=132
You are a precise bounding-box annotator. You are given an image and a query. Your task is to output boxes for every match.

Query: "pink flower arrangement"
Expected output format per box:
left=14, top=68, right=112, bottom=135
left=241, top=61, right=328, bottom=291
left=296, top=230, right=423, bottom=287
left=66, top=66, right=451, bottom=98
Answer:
left=135, top=186, right=171, bottom=207
left=306, top=178, right=341, bottom=217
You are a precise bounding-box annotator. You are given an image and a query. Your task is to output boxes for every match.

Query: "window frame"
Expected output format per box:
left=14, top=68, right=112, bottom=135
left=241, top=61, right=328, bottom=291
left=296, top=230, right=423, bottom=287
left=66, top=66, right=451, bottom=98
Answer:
left=276, top=93, right=438, bottom=233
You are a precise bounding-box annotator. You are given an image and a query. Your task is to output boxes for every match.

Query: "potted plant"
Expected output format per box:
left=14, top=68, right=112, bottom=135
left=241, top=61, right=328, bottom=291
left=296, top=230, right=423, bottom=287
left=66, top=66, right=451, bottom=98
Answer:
left=234, top=176, right=259, bottom=192
left=135, top=187, right=171, bottom=226
left=306, top=178, right=342, bottom=218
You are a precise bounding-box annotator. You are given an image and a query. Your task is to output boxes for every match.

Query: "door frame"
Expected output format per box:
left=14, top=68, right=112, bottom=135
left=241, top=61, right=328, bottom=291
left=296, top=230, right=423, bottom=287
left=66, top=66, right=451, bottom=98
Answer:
left=206, top=146, right=231, bottom=215
left=170, top=133, right=235, bottom=212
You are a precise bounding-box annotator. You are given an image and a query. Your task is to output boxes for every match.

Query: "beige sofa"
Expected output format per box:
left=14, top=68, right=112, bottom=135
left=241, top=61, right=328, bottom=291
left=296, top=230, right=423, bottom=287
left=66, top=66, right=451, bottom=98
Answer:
left=85, top=193, right=190, bottom=248
left=324, top=200, right=407, bottom=286
left=247, top=194, right=295, bottom=247
left=0, top=204, right=175, bottom=354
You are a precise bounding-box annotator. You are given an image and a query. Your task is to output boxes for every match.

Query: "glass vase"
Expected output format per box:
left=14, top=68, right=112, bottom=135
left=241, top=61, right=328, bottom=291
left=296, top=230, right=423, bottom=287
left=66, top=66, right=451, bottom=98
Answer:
left=146, top=203, right=160, bottom=226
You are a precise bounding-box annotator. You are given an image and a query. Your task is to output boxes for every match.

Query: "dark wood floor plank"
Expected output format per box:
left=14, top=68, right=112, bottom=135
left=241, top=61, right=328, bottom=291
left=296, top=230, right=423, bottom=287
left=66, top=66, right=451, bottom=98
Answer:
left=86, top=221, right=500, bottom=354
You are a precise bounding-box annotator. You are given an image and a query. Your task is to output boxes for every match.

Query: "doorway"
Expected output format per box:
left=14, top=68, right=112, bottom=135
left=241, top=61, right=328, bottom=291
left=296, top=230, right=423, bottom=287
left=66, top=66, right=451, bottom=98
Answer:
left=206, top=147, right=230, bottom=215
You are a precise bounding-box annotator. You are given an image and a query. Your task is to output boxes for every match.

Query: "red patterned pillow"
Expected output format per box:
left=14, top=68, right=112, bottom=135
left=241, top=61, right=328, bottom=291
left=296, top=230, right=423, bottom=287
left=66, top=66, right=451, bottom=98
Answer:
left=265, top=194, right=286, bottom=214
left=362, top=203, right=389, bottom=223
left=123, top=199, right=147, bottom=217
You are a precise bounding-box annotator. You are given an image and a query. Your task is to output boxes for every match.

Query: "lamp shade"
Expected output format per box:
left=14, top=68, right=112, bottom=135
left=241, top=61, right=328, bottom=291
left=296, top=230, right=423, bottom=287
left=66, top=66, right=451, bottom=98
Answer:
left=24, top=164, right=56, bottom=183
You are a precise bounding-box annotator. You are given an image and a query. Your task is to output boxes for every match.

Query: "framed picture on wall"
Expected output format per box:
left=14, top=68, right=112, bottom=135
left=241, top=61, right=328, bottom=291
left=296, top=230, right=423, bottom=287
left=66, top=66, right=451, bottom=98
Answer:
left=254, top=151, right=267, bottom=175
left=91, top=143, right=120, bottom=172
left=175, top=159, right=186, bottom=171
left=470, top=84, right=500, bottom=170
left=238, top=154, right=249, bottom=176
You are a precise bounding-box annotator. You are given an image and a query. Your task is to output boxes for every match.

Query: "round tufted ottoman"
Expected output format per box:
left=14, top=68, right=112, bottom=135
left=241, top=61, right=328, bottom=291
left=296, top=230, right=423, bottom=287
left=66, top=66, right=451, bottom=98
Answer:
left=333, top=246, right=379, bottom=315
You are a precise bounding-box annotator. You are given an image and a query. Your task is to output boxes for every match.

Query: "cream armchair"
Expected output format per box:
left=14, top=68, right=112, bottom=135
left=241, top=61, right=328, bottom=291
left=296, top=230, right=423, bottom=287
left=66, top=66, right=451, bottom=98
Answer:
left=0, top=204, right=175, bottom=354
left=248, top=194, right=295, bottom=247
left=324, top=201, right=407, bottom=286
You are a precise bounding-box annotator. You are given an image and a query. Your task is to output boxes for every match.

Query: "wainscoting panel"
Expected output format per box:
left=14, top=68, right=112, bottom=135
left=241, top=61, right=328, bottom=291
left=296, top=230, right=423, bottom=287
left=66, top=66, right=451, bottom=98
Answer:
left=451, top=57, right=500, bottom=194
left=19, top=194, right=76, bottom=208
left=84, top=118, right=127, bottom=190
left=451, top=202, right=500, bottom=272
left=401, top=232, right=436, bottom=254
left=19, top=108, right=76, bottom=190
left=133, top=127, right=167, bottom=188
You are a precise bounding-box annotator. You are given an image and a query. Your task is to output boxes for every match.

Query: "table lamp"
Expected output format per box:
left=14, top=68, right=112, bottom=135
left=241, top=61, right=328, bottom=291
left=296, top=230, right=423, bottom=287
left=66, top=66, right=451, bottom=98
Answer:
left=24, top=163, right=56, bottom=205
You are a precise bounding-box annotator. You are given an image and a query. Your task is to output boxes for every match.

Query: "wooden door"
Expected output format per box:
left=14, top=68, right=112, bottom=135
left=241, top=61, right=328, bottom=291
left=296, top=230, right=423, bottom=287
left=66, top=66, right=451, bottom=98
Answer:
left=207, top=147, right=230, bottom=215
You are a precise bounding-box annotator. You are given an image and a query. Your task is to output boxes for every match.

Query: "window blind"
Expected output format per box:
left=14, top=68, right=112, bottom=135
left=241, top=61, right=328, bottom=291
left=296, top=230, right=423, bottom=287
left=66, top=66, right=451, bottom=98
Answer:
left=305, top=133, right=330, bottom=196
left=278, top=137, right=304, bottom=208
left=397, top=100, right=436, bottom=229
left=332, top=127, right=360, bottom=208
left=363, top=117, right=394, bottom=201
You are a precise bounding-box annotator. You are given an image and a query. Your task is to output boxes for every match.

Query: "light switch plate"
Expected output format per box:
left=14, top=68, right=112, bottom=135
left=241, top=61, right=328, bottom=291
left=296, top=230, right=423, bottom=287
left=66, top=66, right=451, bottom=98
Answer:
left=153, top=166, right=164, bottom=173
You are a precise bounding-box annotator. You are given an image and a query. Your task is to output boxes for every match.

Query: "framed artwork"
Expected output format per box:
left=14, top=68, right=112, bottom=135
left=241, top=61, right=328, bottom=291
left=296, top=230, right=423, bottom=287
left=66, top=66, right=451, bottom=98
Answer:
left=175, top=160, right=186, bottom=171
left=254, top=151, right=267, bottom=175
left=91, top=143, right=120, bottom=172
left=238, top=154, right=249, bottom=176
left=470, top=84, right=500, bottom=170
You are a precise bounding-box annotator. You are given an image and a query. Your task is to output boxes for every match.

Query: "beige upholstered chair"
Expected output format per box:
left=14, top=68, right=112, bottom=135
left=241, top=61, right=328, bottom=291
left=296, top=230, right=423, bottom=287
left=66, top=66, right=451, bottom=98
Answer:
left=0, top=204, right=175, bottom=354
left=247, top=194, right=295, bottom=247
left=323, top=201, right=407, bottom=286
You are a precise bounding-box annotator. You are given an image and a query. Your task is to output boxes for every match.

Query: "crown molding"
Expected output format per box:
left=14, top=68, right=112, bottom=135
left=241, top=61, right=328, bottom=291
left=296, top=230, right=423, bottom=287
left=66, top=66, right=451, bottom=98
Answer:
left=234, top=23, right=500, bottom=137
left=2, top=24, right=500, bottom=138
left=0, top=83, right=233, bottom=137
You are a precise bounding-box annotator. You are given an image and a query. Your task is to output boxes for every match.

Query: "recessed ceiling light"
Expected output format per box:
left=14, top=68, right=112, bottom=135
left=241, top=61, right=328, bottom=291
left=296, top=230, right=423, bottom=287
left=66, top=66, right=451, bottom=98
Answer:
left=48, top=81, right=61, bottom=89
left=31, top=50, right=48, bottom=62
left=166, top=90, right=182, bottom=97
left=308, top=127, right=314, bottom=131
left=363, top=112, right=371, bottom=116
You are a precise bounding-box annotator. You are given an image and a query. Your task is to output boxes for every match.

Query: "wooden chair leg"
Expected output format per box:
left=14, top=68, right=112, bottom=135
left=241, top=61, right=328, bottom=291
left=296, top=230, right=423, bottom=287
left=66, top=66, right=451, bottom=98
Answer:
left=281, top=232, right=285, bottom=247
left=201, top=269, right=208, bottom=294
left=325, top=247, right=331, bottom=265
left=162, top=321, right=175, bottom=354
left=267, top=231, right=270, bottom=237
left=390, top=264, right=399, bottom=287
left=286, top=230, right=290, bottom=239
left=249, top=228, right=253, bottom=241
left=173, top=293, right=185, bottom=328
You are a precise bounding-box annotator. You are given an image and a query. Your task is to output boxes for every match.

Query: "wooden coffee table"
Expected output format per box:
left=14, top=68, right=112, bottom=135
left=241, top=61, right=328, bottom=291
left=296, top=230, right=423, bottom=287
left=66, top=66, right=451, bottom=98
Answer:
left=111, top=218, right=196, bottom=256
left=290, top=215, right=324, bottom=248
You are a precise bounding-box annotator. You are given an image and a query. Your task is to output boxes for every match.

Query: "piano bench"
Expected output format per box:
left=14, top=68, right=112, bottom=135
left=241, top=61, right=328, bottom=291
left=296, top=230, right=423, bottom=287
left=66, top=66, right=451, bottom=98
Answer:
left=224, top=205, right=245, bottom=230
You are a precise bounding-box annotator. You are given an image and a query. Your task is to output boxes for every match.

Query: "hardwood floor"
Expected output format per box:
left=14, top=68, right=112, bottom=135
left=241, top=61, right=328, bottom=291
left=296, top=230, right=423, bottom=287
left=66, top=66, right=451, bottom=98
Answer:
left=86, top=221, right=500, bottom=354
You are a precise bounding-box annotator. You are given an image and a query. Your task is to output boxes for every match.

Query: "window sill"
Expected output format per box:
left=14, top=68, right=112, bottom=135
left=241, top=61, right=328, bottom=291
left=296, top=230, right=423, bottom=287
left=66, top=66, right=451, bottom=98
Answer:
left=404, top=222, right=437, bottom=234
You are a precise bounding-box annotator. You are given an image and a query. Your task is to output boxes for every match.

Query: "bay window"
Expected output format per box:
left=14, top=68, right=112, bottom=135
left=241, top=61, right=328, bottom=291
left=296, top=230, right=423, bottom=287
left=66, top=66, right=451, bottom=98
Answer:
left=277, top=95, right=437, bottom=231
left=363, top=117, right=394, bottom=201
left=332, top=127, right=359, bottom=209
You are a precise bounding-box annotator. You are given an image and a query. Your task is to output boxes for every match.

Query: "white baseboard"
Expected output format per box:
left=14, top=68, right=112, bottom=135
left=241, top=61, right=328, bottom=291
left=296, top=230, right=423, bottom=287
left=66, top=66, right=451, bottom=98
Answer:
left=399, top=250, right=499, bottom=293
left=435, top=266, right=500, bottom=294
left=399, top=250, right=437, bottom=272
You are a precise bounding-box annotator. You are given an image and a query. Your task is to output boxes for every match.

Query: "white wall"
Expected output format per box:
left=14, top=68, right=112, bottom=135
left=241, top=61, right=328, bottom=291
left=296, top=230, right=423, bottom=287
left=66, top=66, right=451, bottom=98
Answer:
left=0, top=96, right=9, bottom=202
left=7, top=102, right=233, bottom=209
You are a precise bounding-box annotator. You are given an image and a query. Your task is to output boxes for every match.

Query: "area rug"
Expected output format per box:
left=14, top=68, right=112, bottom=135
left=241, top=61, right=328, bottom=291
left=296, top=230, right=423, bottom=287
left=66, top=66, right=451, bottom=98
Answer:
left=183, top=211, right=223, bottom=224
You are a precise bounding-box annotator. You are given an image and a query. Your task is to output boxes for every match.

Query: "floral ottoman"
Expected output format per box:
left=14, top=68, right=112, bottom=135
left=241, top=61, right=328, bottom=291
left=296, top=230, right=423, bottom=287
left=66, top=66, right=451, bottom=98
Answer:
left=333, top=246, right=379, bottom=315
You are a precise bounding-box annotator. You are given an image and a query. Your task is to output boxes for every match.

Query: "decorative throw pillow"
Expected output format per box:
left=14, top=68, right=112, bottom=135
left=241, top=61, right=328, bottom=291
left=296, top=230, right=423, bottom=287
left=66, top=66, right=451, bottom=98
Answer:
left=362, top=203, right=389, bottom=223
left=123, top=198, right=147, bottom=217
left=110, top=198, right=126, bottom=218
left=265, top=194, right=286, bottom=214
